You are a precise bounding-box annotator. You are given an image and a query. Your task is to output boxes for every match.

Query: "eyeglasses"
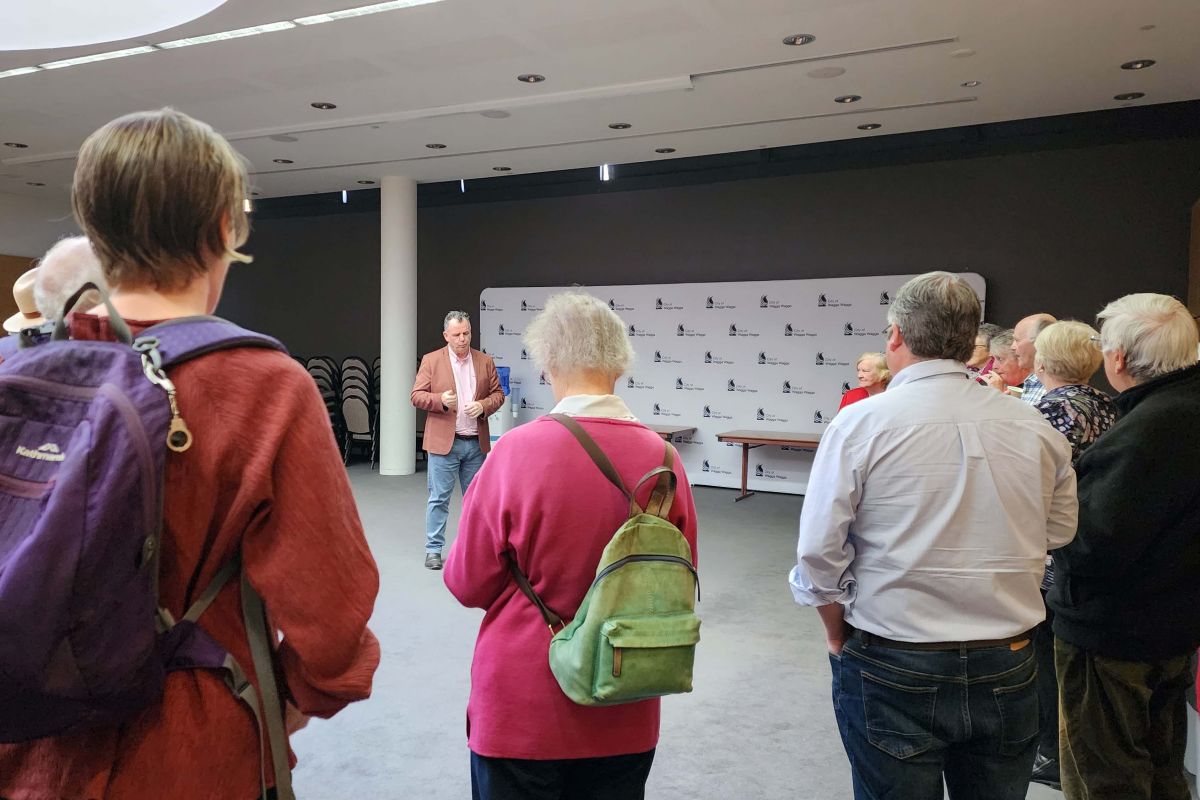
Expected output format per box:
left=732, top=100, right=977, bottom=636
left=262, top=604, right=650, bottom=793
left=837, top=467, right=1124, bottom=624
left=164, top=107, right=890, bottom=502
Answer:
left=1089, top=335, right=1102, bottom=345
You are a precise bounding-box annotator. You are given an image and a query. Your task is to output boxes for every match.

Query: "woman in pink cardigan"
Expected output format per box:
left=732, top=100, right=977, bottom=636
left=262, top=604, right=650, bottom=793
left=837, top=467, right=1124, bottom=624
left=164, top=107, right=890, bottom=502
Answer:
left=444, top=291, right=699, bottom=800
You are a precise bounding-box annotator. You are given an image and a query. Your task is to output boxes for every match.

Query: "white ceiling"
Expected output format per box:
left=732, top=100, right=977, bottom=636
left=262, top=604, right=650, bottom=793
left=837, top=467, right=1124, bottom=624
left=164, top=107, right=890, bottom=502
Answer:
left=1, top=0, right=1198, bottom=253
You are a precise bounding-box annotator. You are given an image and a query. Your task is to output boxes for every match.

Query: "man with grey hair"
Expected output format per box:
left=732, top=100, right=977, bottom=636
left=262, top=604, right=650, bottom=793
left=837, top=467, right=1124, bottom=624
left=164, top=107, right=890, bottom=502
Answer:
left=1048, top=293, right=1200, bottom=800
left=411, top=310, right=504, bottom=570
left=790, top=271, right=1077, bottom=800
left=1012, top=313, right=1057, bottom=404
left=33, top=236, right=106, bottom=321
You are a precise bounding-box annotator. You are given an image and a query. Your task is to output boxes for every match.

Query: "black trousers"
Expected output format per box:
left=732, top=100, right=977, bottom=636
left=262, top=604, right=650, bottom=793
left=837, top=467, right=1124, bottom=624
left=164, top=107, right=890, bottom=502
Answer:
left=1033, top=597, right=1058, bottom=755
left=470, top=749, right=656, bottom=800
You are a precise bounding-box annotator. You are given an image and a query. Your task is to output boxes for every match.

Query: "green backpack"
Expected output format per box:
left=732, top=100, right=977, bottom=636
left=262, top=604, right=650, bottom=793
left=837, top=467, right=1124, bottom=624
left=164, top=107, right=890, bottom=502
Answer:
left=509, top=413, right=701, bottom=707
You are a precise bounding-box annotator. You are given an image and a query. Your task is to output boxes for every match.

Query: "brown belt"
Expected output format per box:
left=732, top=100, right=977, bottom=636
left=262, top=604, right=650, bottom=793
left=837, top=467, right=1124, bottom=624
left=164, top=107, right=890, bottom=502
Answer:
left=850, top=628, right=1033, bottom=652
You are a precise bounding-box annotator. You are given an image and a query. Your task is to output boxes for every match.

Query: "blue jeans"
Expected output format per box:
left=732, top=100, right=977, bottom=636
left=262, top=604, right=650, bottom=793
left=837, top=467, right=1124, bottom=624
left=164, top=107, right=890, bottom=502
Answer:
left=830, top=634, right=1039, bottom=800
left=426, top=437, right=485, bottom=553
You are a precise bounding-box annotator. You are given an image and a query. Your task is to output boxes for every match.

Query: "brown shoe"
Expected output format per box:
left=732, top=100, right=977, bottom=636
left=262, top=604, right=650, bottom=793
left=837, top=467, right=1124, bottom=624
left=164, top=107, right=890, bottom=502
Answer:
left=424, top=553, right=443, bottom=570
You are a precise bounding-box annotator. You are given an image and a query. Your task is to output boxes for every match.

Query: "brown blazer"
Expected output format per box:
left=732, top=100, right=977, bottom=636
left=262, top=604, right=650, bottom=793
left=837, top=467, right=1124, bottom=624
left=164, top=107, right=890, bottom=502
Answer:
left=411, top=347, right=505, bottom=456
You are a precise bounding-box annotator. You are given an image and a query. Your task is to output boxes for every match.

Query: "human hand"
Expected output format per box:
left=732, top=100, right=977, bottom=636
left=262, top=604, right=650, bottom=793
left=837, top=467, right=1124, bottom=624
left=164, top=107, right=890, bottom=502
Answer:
left=465, top=400, right=485, bottom=419
left=827, top=632, right=847, bottom=656
left=983, top=373, right=1007, bottom=392
left=441, top=390, right=458, bottom=410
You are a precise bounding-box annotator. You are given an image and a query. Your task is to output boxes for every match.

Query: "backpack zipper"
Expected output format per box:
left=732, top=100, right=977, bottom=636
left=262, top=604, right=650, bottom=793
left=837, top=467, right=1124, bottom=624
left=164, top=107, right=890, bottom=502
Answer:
left=590, top=554, right=700, bottom=600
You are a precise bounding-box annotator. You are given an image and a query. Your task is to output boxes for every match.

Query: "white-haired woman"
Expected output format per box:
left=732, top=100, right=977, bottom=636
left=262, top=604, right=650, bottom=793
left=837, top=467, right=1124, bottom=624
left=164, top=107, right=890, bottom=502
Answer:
left=444, top=291, right=698, bottom=800
left=837, top=352, right=889, bottom=411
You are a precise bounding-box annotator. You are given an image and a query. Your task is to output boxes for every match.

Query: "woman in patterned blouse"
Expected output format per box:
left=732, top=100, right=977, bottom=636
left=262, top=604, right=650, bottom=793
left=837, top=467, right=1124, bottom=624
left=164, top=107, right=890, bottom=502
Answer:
left=1027, top=319, right=1119, bottom=790
left=1033, top=321, right=1119, bottom=463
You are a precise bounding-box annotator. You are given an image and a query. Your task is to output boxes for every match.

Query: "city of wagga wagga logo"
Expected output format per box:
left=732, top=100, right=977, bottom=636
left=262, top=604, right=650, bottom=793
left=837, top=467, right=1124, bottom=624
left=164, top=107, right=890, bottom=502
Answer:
left=677, top=323, right=704, bottom=337
left=782, top=381, right=815, bottom=395
left=656, top=298, right=683, bottom=311
left=757, top=351, right=790, bottom=366
left=756, top=407, right=789, bottom=423
left=653, top=350, right=681, bottom=364
left=729, top=324, right=760, bottom=337
left=497, top=324, right=520, bottom=336
left=817, top=292, right=852, bottom=308
left=814, top=410, right=827, bottom=424
left=702, top=404, right=733, bottom=420
left=627, top=324, right=654, bottom=338
left=879, top=291, right=891, bottom=305
left=520, top=299, right=543, bottom=312
left=706, top=296, right=736, bottom=310
left=760, top=294, right=792, bottom=309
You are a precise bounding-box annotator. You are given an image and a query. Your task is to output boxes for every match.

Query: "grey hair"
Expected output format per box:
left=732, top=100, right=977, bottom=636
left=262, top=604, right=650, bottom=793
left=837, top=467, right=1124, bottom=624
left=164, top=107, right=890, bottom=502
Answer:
left=523, top=291, right=634, bottom=377
left=33, top=236, right=106, bottom=320
left=988, top=329, right=1015, bottom=358
left=886, top=271, right=981, bottom=362
left=1096, top=293, right=1198, bottom=382
left=977, top=322, right=1004, bottom=347
left=443, top=310, right=470, bottom=330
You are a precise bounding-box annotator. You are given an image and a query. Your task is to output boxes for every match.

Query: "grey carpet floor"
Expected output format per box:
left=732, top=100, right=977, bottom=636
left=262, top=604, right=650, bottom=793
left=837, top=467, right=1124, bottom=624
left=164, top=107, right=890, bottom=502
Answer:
left=289, top=465, right=1066, bottom=799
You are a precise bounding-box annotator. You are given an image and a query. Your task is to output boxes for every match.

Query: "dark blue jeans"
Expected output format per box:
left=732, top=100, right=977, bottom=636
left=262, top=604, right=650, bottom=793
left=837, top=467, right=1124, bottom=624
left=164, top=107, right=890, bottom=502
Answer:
left=470, top=749, right=655, bottom=800
left=830, top=636, right=1039, bottom=800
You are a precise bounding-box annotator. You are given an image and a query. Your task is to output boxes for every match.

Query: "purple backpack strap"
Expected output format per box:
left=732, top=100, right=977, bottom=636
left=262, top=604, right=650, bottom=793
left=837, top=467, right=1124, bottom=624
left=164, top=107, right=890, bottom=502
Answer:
left=135, top=316, right=294, bottom=800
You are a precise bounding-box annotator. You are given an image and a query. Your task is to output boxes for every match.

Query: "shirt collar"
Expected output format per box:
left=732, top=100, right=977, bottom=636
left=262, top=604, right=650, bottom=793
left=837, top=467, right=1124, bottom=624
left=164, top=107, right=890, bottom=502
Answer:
left=887, top=358, right=969, bottom=390
left=1023, top=373, right=1043, bottom=390
left=447, top=345, right=471, bottom=364
left=549, top=394, right=639, bottom=421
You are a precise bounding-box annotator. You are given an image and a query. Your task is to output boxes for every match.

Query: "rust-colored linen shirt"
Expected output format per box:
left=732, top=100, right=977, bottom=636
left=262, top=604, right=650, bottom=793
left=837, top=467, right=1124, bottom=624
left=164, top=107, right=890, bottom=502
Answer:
left=0, top=314, right=381, bottom=800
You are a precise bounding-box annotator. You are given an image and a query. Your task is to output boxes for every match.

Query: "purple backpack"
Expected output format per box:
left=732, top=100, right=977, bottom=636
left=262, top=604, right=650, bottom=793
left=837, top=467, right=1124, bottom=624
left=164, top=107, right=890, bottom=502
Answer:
left=0, top=301, right=296, bottom=799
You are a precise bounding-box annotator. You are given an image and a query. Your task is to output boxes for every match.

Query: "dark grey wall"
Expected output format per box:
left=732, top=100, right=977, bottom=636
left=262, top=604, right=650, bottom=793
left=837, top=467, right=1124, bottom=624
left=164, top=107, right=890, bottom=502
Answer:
left=220, top=211, right=380, bottom=361
left=229, top=137, right=1200, bottom=361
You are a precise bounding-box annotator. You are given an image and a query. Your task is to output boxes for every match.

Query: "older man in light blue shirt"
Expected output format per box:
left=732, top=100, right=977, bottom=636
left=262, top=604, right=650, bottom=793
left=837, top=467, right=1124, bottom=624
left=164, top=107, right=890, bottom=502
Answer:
left=789, top=272, right=1077, bottom=800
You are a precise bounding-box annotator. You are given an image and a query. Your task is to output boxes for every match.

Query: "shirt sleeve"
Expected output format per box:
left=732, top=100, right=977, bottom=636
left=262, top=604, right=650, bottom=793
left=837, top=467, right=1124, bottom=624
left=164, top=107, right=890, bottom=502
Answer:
left=1045, top=433, right=1078, bottom=551
left=241, top=365, right=381, bottom=718
left=789, top=421, right=861, bottom=607
left=443, top=441, right=512, bottom=609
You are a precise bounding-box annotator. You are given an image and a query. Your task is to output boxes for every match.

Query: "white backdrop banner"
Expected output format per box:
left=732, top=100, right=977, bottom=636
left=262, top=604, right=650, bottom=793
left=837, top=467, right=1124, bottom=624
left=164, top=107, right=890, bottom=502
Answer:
left=481, top=273, right=986, bottom=495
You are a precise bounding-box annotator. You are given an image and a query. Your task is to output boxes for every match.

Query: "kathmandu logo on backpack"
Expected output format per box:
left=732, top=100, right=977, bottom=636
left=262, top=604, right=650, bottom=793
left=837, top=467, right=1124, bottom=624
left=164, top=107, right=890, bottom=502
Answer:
left=16, top=442, right=65, bottom=462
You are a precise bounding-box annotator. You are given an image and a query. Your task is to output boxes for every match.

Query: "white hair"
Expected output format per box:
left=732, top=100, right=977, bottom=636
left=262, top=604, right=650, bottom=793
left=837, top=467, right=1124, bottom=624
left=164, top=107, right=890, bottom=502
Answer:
left=33, top=237, right=106, bottom=320
left=1097, top=293, right=1198, bottom=382
left=522, top=291, right=634, bottom=377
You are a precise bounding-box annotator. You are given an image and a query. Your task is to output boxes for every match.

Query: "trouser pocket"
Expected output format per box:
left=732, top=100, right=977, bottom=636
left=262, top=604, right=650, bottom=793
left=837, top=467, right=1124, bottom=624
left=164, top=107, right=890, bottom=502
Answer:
left=860, top=669, right=939, bottom=759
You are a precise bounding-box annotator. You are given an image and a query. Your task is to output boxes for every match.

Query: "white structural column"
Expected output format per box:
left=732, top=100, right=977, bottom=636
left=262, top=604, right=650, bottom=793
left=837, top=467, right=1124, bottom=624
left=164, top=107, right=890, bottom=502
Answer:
left=379, top=175, right=418, bottom=476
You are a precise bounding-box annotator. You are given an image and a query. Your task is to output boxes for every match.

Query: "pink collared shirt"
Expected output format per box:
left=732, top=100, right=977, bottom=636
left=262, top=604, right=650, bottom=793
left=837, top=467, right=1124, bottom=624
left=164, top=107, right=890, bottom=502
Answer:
left=449, top=346, right=478, bottom=436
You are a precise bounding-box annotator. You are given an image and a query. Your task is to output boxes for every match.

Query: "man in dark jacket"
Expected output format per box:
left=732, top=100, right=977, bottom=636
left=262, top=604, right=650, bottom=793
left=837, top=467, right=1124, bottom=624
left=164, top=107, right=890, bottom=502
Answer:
left=1048, top=292, right=1200, bottom=800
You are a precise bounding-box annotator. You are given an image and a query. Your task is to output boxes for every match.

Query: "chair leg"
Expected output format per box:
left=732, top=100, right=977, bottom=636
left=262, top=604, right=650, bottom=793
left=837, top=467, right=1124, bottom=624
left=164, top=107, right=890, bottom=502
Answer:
left=343, top=431, right=351, bottom=466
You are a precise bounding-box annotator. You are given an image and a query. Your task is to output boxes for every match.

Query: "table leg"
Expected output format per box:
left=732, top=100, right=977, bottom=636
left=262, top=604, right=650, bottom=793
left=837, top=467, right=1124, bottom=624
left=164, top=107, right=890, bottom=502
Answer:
left=735, top=442, right=756, bottom=502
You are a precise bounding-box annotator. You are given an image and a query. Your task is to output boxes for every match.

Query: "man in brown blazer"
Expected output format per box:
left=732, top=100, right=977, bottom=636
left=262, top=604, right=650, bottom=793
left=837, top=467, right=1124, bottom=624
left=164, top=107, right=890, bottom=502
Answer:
left=411, top=310, right=505, bottom=569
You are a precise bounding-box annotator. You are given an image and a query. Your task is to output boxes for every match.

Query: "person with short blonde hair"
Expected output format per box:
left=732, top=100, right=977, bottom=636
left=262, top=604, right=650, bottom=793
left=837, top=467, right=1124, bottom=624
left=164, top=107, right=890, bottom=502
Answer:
left=1049, top=293, right=1200, bottom=800
left=0, top=108, right=381, bottom=800
left=445, top=291, right=697, bottom=800
left=32, top=237, right=106, bottom=321
left=1025, top=320, right=1117, bottom=789
left=72, top=108, right=251, bottom=293
left=837, top=351, right=889, bottom=411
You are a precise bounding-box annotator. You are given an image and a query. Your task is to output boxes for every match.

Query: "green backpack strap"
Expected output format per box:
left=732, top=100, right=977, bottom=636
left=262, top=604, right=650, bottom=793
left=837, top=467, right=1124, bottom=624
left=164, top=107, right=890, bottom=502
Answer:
left=634, top=445, right=677, bottom=519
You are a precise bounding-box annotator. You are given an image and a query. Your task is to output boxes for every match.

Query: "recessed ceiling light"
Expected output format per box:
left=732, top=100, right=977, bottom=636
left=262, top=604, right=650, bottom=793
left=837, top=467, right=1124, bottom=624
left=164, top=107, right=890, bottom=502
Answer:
left=655, top=147, right=676, bottom=154
left=1114, top=92, right=1145, bottom=101
left=962, top=80, right=982, bottom=87
left=807, top=66, right=845, bottom=79
left=857, top=123, right=882, bottom=130
left=3, top=142, right=29, bottom=148
left=310, top=101, right=337, bottom=110
left=425, top=143, right=447, bottom=149
left=517, top=73, right=545, bottom=83
left=1121, top=59, right=1155, bottom=70
left=834, top=94, right=861, bottom=104
left=480, top=109, right=511, bottom=119
left=492, top=166, right=512, bottom=172
left=26, top=182, right=45, bottom=187
left=783, top=34, right=815, bottom=46
left=357, top=180, right=376, bottom=185
left=272, top=158, right=294, bottom=164
left=1140, top=24, right=1156, bottom=31
left=608, top=122, right=632, bottom=130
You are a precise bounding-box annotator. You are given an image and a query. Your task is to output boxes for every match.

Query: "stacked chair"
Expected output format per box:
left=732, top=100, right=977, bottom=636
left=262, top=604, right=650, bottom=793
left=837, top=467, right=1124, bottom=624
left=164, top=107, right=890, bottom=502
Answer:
left=304, top=357, right=341, bottom=438
left=369, top=357, right=382, bottom=468
left=340, top=356, right=374, bottom=466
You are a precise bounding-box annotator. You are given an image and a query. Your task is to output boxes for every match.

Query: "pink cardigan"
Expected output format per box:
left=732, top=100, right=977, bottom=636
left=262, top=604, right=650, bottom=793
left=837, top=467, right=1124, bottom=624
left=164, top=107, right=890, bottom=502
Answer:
left=443, top=416, right=699, bottom=760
